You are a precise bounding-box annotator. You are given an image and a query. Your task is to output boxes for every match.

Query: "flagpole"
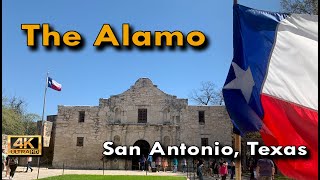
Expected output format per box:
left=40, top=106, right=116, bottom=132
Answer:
left=234, top=133, right=242, bottom=180
left=232, top=0, right=242, bottom=178
left=37, top=72, right=49, bottom=179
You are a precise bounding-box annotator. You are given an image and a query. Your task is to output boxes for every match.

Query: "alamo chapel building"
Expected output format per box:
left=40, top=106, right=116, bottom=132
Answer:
left=50, top=78, right=233, bottom=170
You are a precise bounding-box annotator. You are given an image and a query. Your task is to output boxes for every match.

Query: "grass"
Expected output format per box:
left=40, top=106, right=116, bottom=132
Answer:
left=274, top=174, right=294, bottom=180
left=39, top=175, right=187, bottom=180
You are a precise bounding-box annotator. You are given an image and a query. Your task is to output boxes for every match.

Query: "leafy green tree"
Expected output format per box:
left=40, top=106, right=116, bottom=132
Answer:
left=23, top=113, right=40, bottom=135
left=2, top=107, right=25, bottom=135
left=281, top=0, right=318, bottom=14
left=2, top=95, right=40, bottom=135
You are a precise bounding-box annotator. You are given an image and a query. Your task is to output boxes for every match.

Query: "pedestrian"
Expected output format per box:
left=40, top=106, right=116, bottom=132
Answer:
left=5, top=155, right=11, bottom=178
left=2, top=148, right=7, bottom=172
left=220, top=161, right=228, bottom=180
left=156, top=156, right=162, bottom=172
left=230, top=160, right=236, bottom=179
left=196, top=159, right=202, bottom=176
left=208, top=161, right=213, bottom=177
left=256, top=157, right=275, bottom=180
left=197, top=159, right=204, bottom=180
left=172, top=157, right=178, bottom=173
left=162, top=157, right=168, bottom=172
left=194, top=159, right=199, bottom=174
left=202, top=160, right=207, bottom=176
left=212, top=161, right=216, bottom=176
left=139, top=155, right=146, bottom=171
left=213, top=160, right=220, bottom=179
left=249, top=161, right=257, bottom=180
left=181, top=157, right=187, bottom=173
left=8, top=156, right=19, bottom=180
left=147, top=154, right=152, bottom=172
left=25, top=156, right=33, bottom=172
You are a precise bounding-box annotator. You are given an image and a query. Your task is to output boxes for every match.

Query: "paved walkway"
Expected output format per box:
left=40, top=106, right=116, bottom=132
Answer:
left=2, top=167, right=187, bottom=180
left=2, top=167, right=249, bottom=180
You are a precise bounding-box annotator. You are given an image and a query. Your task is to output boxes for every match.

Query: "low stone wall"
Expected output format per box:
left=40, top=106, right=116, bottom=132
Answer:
left=2, top=134, right=8, bottom=152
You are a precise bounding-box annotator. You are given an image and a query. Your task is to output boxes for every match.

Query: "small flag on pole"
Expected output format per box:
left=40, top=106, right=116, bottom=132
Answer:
left=47, top=77, right=62, bottom=91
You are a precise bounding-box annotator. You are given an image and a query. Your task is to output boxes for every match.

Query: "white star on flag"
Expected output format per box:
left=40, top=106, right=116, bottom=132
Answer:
left=224, top=62, right=255, bottom=103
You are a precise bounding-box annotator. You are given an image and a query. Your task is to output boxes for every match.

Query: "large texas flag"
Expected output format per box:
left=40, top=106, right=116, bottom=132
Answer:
left=223, top=4, right=318, bottom=180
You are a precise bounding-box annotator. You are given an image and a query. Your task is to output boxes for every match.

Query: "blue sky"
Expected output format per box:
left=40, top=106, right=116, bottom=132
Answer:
left=2, top=0, right=281, bottom=117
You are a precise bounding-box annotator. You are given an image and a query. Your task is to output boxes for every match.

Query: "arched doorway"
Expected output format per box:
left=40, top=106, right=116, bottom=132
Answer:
left=132, top=140, right=150, bottom=170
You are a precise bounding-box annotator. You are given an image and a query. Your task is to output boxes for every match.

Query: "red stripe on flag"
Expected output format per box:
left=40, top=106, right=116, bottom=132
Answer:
left=51, top=85, right=61, bottom=91
left=260, top=94, right=318, bottom=180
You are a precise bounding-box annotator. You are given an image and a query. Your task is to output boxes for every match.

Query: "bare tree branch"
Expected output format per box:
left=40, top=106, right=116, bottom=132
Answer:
left=190, top=82, right=224, bottom=106
left=281, top=0, right=318, bottom=15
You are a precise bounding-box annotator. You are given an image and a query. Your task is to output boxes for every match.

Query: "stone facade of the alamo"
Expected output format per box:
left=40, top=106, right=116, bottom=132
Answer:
left=51, top=78, right=233, bottom=169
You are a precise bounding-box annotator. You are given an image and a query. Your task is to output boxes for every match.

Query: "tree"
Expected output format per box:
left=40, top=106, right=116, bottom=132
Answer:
left=281, top=0, right=318, bottom=15
left=2, top=95, right=40, bottom=135
left=2, top=107, right=25, bottom=135
left=189, top=81, right=224, bottom=105
left=23, top=113, right=41, bottom=135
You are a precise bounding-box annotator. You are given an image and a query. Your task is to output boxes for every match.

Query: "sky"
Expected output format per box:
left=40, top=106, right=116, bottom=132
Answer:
left=2, top=0, right=282, bottom=117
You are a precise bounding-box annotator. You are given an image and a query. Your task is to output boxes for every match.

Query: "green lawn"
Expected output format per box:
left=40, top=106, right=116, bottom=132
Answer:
left=39, top=175, right=187, bottom=180
left=274, top=174, right=293, bottom=180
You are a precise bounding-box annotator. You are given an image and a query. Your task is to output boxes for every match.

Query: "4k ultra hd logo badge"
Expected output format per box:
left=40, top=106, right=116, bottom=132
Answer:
left=7, top=135, right=42, bottom=156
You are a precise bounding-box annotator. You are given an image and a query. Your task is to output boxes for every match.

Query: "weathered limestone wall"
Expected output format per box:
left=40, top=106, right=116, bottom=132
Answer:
left=180, top=106, right=232, bottom=147
left=40, top=115, right=57, bottom=166
left=52, top=78, right=232, bottom=169
left=98, top=78, right=188, bottom=125
left=52, top=105, right=104, bottom=169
